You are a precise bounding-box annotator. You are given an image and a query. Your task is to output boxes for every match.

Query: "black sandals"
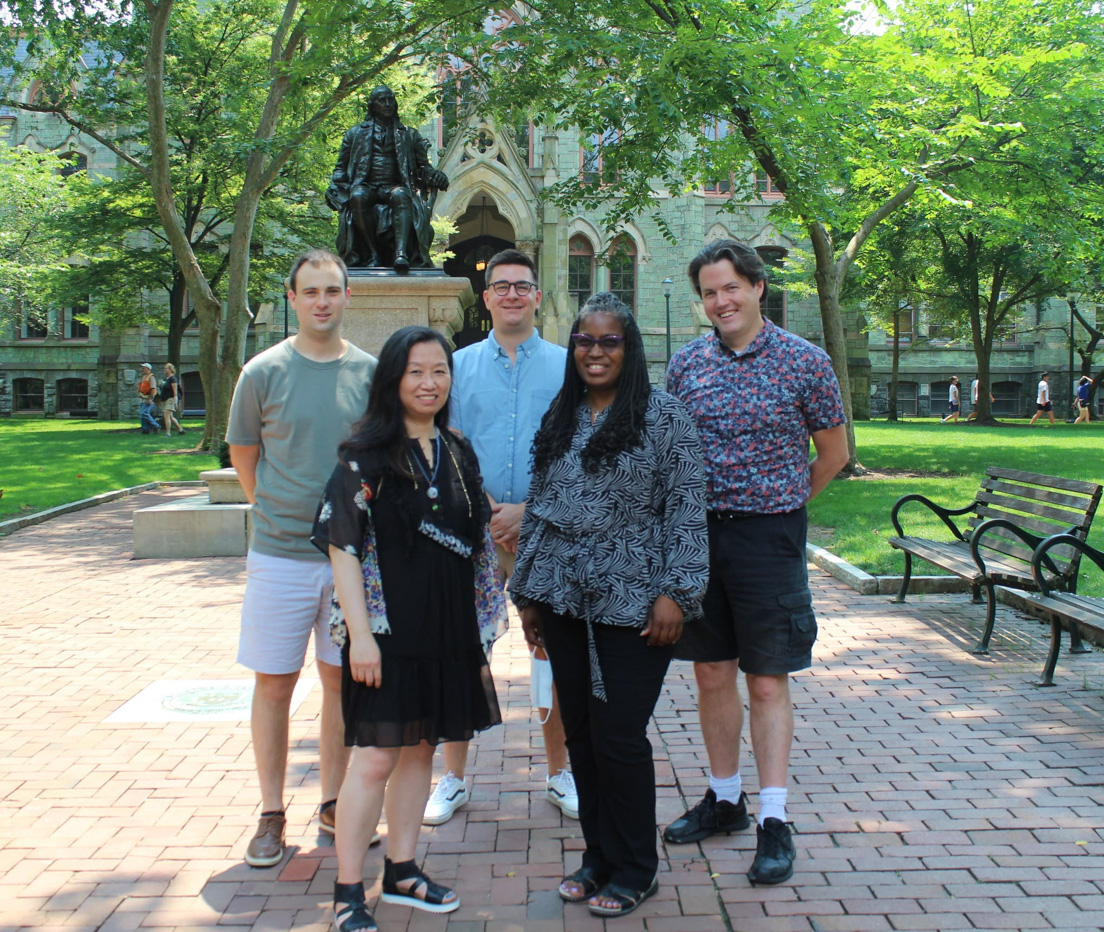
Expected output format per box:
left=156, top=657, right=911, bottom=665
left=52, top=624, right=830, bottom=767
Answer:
left=379, top=857, right=460, bottom=914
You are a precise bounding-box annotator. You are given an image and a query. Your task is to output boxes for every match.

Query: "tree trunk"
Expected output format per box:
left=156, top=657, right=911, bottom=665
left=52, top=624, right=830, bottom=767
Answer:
left=145, top=0, right=226, bottom=451
left=888, top=305, right=901, bottom=421
left=167, top=272, right=186, bottom=374
left=807, top=222, right=862, bottom=473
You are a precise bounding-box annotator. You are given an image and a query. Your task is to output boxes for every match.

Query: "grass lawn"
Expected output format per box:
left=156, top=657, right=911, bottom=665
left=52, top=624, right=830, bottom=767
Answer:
left=810, top=419, right=1104, bottom=596
left=0, top=418, right=218, bottom=523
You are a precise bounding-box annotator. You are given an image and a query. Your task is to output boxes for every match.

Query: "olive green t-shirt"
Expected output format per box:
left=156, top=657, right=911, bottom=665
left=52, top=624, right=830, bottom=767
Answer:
left=226, top=340, right=377, bottom=561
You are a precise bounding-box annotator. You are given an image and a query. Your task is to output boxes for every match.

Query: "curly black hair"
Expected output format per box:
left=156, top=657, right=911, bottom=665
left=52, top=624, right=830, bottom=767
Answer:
left=531, top=292, right=652, bottom=476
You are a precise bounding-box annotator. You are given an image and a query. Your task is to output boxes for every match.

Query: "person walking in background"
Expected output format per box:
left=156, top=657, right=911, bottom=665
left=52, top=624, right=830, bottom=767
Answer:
left=423, top=248, right=577, bottom=827
left=314, top=326, right=504, bottom=930
left=664, top=239, right=848, bottom=886
left=226, top=249, right=377, bottom=869
left=1075, top=375, right=1092, bottom=424
left=511, top=293, right=709, bottom=918
left=1030, top=372, right=1055, bottom=425
left=137, top=362, right=161, bottom=434
left=940, top=376, right=961, bottom=423
left=160, top=363, right=185, bottom=435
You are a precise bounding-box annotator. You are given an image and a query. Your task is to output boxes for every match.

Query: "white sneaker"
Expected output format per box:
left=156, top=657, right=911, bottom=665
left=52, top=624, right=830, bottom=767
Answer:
left=423, top=771, right=470, bottom=825
left=546, top=770, right=579, bottom=819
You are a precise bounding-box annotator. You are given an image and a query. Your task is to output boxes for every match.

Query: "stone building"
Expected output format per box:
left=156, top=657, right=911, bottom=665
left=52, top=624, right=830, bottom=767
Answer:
left=2, top=63, right=1097, bottom=422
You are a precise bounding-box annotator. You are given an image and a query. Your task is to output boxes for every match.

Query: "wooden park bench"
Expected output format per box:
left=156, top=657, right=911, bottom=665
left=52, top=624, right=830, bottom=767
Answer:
left=888, top=468, right=1102, bottom=654
left=1019, top=534, right=1104, bottom=686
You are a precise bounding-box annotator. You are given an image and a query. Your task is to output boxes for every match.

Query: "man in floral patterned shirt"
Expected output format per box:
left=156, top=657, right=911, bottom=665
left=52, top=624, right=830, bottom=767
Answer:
left=664, top=239, right=848, bottom=885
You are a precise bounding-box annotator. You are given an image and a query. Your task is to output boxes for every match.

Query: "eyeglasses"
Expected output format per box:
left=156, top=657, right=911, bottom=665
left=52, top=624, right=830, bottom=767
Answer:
left=488, top=280, right=536, bottom=296
left=570, top=334, right=626, bottom=351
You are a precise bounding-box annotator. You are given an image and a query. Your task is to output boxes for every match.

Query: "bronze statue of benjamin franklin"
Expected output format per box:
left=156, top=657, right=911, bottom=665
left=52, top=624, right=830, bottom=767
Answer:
left=326, top=85, right=450, bottom=272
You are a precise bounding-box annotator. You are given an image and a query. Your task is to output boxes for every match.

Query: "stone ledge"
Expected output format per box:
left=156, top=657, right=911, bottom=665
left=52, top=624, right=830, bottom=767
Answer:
left=0, top=481, right=205, bottom=538
left=807, top=543, right=1036, bottom=612
left=200, top=468, right=248, bottom=504
left=132, top=494, right=252, bottom=559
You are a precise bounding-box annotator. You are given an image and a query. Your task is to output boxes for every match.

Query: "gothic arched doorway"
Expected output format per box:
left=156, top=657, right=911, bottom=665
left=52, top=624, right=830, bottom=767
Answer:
left=445, top=194, right=516, bottom=348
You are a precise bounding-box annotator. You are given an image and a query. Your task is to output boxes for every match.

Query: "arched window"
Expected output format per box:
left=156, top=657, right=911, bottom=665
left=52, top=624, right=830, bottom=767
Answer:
left=893, top=381, right=918, bottom=417
left=59, top=152, right=87, bottom=177
left=607, top=236, right=636, bottom=312
left=63, top=302, right=90, bottom=339
left=56, top=378, right=88, bottom=413
left=930, top=380, right=953, bottom=416
left=568, top=235, right=594, bottom=313
left=438, top=66, right=476, bottom=149
left=756, top=247, right=787, bottom=329
left=754, top=170, right=783, bottom=198
left=19, top=312, right=48, bottom=340
left=13, top=378, right=45, bottom=412
left=182, top=372, right=205, bottom=414
left=703, top=119, right=732, bottom=194
left=580, top=129, right=619, bottom=186
left=991, top=380, right=1021, bottom=417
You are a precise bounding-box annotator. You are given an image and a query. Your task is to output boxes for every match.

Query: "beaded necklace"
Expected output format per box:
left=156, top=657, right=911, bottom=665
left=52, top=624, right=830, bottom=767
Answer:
left=408, top=431, right=442, bottom=508
left=407, top=432, right=473, bottom=518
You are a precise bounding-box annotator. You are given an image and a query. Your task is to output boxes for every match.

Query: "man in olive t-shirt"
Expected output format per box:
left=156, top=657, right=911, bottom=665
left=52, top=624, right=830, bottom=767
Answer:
left=227, top=249, right=376, bottom=867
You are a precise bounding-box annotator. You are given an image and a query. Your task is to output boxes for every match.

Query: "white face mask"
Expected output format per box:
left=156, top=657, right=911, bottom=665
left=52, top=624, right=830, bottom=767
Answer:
left=530, top=648, right=554, bottom=724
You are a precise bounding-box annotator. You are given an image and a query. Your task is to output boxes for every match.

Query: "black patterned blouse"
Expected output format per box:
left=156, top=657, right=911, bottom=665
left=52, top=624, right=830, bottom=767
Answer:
left=509, top=390, right=709, bottom=630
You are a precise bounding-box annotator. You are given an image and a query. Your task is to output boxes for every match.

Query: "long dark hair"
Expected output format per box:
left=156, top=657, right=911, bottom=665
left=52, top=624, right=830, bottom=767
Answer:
left=339, top=326, right=453, bottom=478
left=531, top=292, right=651, bottom=476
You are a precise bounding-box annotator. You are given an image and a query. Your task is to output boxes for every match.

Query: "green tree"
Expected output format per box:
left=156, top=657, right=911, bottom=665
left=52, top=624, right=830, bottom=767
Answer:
left=490, top=0, right=1103, bottom=468
left=1, top=0, right=490, bottom=449
left=0, top=145, right=77, bottom=331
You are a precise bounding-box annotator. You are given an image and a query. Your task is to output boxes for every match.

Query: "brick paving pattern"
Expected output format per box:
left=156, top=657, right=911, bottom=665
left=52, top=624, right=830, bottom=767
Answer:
left=2, top=489, right=1104, bottom=931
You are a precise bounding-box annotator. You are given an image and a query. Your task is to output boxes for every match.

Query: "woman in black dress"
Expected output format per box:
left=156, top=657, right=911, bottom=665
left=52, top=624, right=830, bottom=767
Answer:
left=312, top=326, right=502, bottom=932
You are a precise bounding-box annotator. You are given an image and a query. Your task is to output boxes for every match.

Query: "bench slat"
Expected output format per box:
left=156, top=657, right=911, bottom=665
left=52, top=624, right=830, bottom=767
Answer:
left=977, top=489, right=1095, bottom=526
left=980, top=477, right=1099, bottom=514
left=970, top=503, right=1084, bottom=539
left=986, top=467, right=1103, bottom=497
left=888, top=537, right=983, bottom=581
left=889, top=536, right=1065, bottom=590
left=966, top=523, right=1076, bottom=571
left=1020, top=593, right=1104, bottom=643
left=969, top=529, right=1036, bottom=564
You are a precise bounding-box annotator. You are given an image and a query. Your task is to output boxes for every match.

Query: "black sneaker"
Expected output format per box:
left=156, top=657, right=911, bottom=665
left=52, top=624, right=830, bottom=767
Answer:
left=663, top=789, right=750, bottom=844
left=747, top=817, right=796, bottom=885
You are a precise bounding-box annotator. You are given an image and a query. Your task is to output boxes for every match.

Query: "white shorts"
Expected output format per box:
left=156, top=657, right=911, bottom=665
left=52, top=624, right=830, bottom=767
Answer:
left=237, top=550, right=342, bottom=674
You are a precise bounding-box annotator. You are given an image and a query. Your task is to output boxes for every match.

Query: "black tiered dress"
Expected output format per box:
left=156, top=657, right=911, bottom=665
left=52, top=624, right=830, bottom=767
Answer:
left=312, top=434, right=501, bottom=748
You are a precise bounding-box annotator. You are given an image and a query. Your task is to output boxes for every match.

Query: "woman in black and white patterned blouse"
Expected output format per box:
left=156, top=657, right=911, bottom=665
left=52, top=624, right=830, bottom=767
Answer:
left=510, top=292, right=709, bottom=919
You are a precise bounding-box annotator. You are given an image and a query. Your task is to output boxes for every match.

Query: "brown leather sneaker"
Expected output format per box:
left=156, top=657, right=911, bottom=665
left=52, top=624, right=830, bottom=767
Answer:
left=319, top=801, right=381, bottom=846
left=245, top=811, right=286, bottom=867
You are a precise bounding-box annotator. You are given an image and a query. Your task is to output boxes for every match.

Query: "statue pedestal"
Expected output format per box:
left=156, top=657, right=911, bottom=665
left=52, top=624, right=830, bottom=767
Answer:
left=343, top=273, right=475, bottom=356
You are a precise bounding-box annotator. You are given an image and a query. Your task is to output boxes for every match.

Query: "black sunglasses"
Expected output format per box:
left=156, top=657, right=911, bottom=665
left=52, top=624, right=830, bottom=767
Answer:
left=570, top=334, right=626, bottom=351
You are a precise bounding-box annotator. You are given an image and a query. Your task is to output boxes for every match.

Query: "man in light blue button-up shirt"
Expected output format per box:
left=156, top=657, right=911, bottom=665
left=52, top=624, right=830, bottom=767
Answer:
left=421, top=248, right=577, bottom=827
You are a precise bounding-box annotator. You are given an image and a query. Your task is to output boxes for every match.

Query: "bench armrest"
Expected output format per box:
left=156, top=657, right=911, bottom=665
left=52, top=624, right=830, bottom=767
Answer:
left=890, top=493, right=976, bottom=540
left=1032, top=533, right=1104, bottom=597
left=968, top=517, right=1046, bottom=582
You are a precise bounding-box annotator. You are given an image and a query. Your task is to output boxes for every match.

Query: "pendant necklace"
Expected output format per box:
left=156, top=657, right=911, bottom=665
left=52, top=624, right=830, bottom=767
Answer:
left=409, top=431, right=442, bottom=510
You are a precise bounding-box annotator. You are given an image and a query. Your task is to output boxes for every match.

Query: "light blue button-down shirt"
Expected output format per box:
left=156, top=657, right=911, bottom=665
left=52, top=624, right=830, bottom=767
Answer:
left=451, top=330, right=567, bottom=504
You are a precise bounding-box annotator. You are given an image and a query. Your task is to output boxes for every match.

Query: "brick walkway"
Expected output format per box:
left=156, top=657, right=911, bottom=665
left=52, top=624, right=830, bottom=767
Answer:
left=2, top=490, right=1104, bottom=932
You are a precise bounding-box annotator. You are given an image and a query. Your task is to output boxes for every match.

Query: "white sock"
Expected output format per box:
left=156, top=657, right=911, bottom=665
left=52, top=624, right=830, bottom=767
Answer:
left=758, top=786, right=787, bottom=825
left=708, top=771, right=743, bottom=805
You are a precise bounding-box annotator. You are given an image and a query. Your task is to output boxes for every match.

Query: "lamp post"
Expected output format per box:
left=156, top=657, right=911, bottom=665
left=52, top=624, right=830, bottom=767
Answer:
left=283, top=277, right=290, bottom=340
left=662, top=277, right=674, bottom=365
left=1068, top=294, right=1076, bottom=415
